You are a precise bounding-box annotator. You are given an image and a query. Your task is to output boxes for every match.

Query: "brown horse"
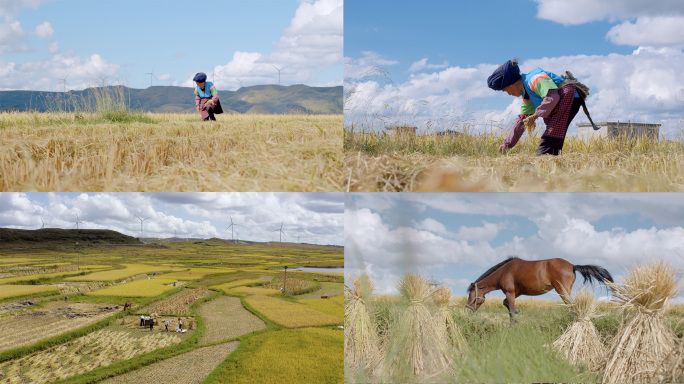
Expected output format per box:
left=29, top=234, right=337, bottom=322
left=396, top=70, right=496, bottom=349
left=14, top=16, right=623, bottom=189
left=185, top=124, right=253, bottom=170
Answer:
left=465, top=257, right=613, bottom=322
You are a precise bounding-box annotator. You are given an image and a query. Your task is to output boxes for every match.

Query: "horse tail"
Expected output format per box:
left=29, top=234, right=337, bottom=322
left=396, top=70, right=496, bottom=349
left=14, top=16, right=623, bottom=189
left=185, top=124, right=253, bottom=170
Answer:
left=572, top=264, right=614, bottom=286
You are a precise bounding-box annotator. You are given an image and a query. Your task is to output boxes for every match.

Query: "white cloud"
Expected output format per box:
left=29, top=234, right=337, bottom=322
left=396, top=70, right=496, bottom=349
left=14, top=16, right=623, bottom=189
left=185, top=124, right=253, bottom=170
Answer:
left=32, top=21, right=52, bottom=39
left=209, top=0, right=342, bottom=90
left=0, top=0, right=42, bottom=21
left=607, top=16, right=684, bottom=47
left=0, top=20, right=28, bottom=53
left=533, top=0, right=684, bottom=26
left=408, top=58, right=449, bottom=73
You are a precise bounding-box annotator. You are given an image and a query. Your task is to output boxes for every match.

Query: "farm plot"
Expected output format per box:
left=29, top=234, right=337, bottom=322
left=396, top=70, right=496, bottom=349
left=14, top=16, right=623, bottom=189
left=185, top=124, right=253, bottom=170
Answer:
left=197, top=296, right=266, bottom=344
left=0, top=329, right=181, bottom=383
left=212, top=328, right=343, bottom=384
left=245, top=295, right=341, bottom=328
left=84, top=277, right=177, bottom=298
left=0, top=285, right=58, bottom=301
left=101, top=341, right=239, bottom=384
left=0, top=301, right=120, bottom=353
left=210, top=279, right=267, bottom=293
left=139, top=287, right=213, bottom=315
left=65, top=264, right=172, bottom=282
left=297, top=296, right=343, bottom=320
left=161, top=268, right=234, bottom=281
left=0, top=270, right=84, bottom=284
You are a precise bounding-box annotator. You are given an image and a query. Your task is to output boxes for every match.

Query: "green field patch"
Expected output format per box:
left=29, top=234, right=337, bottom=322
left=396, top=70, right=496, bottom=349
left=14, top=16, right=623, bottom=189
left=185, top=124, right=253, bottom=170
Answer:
left=0, top=285, right=59, bottom=300
left=31, top=262, right=73, bottom=267
left=79, top=265, right=113, bottom=270
left=224, top=286, right=282, bottom=296
left=160, top=268, right=234, bottom=281
left=213, top=327, right=342, bottom=384
left=84, top=277, right=177, bottom=298
left=210, top=279, right=267, bottom=294
left=245, top=295, right=342, bottom=328
left=65, top=264, right=174, bottom=282
left=0, top=257, right=45, bottom=265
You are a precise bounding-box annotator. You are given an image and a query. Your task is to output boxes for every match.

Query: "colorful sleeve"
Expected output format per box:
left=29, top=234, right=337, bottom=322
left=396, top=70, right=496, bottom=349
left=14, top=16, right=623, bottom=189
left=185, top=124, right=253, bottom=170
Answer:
left=527, top=72, right=558, bottom=98
left=194, top=87, right=199, bottom=96
left=503, top=114, right=529, bottom=149
left=210, top=85, right=218, bottom=96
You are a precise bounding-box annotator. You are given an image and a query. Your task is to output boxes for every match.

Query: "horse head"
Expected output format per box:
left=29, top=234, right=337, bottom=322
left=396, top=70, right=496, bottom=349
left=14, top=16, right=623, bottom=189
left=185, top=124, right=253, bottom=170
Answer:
left=465, top=282, right=485, bottom=312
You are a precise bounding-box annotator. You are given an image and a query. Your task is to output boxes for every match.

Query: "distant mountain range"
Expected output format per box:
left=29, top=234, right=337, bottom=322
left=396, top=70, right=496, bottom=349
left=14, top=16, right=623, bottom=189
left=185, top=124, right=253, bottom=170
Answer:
left=0, top=84, right=342, bottom=114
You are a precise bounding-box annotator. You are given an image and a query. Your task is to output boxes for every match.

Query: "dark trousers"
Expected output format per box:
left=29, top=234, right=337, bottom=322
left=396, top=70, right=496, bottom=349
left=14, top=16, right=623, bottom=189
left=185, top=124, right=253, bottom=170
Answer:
left=536, top=96, right=582, bottom=156
left=203, top=107, right=216, bottom=121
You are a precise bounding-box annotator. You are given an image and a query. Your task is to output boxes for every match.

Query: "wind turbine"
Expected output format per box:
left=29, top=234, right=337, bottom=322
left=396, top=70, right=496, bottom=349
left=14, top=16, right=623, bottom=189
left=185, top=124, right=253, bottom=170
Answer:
left=272, top=65, right=287, bottom=85
left=144, top=66, right=158, bottom=87
left=136, top=215, right=151, bottom=238
left=225, top=216, right=241, bottom=241
left=60, top=74, right=69, bottom=92
left=97, top=74, right=109, bottom=87
left=236, top=78, right=244, bottom=89
left=73, top=214, right=84, bottom=230
left=40, top=218, right=45, bottom=229
left=274, top=222, right=286, bottom=242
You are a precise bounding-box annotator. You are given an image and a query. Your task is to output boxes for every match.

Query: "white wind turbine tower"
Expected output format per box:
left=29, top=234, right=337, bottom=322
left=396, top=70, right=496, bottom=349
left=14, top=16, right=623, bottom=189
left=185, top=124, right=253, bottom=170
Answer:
left=136, top=216, right=151, bottom=238
left=60, top=74, right=69, bottom=92
left=145, top=66, right=158, bottom=87
left=225, top=216, right=242, bottom=241
left=272, top=65, right=287, bottom=85
left=73, top=214, right=84, bottom=230
left=274, top=222, right=286, bottom=242
left=40, top=218, right=45, bottom=229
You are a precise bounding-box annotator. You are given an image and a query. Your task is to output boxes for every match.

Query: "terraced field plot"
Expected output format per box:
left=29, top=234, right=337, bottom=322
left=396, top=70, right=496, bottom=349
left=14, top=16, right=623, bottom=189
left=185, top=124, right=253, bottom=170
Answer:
left=198, top=296, right=266, bottom=344
left=85, top=277, right=178, bottom=298
left=101, top=341, right=240, bottom=384
left=245, top=295, right=342, bottom=328
left=0, top=285, right=59, bottom=300
left=140, top=287, right=213, bottom=316
left=65, top=264, right=173, bottom=282
left=0, top=302, right=121, bottom=353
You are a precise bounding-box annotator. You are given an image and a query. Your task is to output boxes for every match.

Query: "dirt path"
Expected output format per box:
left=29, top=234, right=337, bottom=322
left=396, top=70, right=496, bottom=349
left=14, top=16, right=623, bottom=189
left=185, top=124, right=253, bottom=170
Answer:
left=101, top=341, right=239, bottom=384
left=197, top=296, right=265, bottom=344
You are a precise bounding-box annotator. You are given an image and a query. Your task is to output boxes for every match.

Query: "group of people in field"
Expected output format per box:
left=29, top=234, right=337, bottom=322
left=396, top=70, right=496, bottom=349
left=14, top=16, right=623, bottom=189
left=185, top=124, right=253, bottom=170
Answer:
left=139, top=315, right=184, bottom=332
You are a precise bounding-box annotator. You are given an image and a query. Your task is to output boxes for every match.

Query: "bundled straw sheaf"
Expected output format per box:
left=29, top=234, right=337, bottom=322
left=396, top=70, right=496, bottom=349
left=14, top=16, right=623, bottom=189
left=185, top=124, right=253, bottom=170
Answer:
left=601, top=259, right=681, bottom=384
left=384, top=272, right=453, bottom=381
left=552, top=285, right=605, bottom=370
left=345, top=273, right=381, bottom=374
left=432, top=285, right=466, bottom=351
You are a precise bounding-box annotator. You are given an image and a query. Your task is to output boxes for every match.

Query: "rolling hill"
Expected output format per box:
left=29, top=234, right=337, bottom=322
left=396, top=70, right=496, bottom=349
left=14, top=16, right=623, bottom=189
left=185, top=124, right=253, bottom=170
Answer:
left=0, top=84, right=342, bottom=114
left=0, top=228, right=143, bottom=248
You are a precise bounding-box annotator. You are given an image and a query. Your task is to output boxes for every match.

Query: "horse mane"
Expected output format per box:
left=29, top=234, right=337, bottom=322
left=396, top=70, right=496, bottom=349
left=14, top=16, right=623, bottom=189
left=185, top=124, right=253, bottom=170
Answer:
left=467, top=256, right=519, bottom=293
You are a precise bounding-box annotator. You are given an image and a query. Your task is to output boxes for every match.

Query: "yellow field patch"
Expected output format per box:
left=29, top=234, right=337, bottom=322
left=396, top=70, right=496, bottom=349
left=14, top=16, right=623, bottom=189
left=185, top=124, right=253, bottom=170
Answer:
left=210, top=279, right=266, bottom=293
left=0, top=285, right=59, bottom=300
left=84, top=277, right=177, bottom=298
left=31, top=262, right=72, bottom=267
left=245, top=295, right=342, bottom=328
left=65, top=264, right=172, bottom=282
left=0, top=270, right=85, bottom=285
left=297, top=296, right=343, bottom=320
left=0, top=257, right=41, bottom=265
left=224, top=286, right=282, bottom=296
left=162, top=268, right=234, bottom=281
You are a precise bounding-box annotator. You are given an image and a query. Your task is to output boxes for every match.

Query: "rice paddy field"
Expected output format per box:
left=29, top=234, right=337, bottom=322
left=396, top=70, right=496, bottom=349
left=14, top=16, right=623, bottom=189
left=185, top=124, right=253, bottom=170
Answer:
left=344, top=269, right=684, bottom=383
left=344, top=128, right=684, bottom=192
left=0, top=111, right=343, bottom=192
left=0, top=240, right=343, bottom=383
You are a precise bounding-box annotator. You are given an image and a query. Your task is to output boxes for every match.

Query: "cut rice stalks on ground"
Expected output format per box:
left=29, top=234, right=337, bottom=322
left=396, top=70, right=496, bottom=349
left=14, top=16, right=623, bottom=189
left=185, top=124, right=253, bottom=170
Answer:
left=660, top=334, right=684, bottom=383
left=382, top=272, right=454, bottom=382
left=344, top=273, right=381, bottom=377
left=552, top=285, right=605, bottom=370
left=432, top=284, right=466, bottom=352
left=601, top=259, right=681, bottom=384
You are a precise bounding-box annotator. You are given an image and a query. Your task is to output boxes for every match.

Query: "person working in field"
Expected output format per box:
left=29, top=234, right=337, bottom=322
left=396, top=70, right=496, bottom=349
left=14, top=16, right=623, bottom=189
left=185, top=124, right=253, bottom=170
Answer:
left=193, top=72, right=222, bottom=121
left=487, top=59, right=583, bottom=156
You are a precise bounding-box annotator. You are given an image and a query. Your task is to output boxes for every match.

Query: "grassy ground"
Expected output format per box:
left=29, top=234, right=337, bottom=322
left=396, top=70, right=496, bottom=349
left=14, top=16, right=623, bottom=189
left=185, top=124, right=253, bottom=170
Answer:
left=0, top=112, right=342, bottom=191
left=347, top=294, right=684, bottom=383
left=344, top=126, right=684, bottom=191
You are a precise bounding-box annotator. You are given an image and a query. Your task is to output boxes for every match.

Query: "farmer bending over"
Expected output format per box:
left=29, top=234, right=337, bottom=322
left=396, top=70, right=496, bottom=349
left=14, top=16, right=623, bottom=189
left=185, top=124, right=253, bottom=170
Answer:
left=488, top=59, right=582, bottom=156
left=193, top=72, right=221, bottom=121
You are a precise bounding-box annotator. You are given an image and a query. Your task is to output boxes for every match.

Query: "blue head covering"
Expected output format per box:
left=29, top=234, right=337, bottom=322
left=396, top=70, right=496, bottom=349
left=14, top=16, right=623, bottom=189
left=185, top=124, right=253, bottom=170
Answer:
left=193, top=72, right=207, bottom=83
left=487, top=60, right=521, bottom=91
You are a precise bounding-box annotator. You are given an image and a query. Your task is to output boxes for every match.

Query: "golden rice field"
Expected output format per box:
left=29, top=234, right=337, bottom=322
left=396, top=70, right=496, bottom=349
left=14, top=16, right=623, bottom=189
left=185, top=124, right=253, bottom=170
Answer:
left=0, top=270, right=84, bottom=284
left=0, top=330, right=182, bottom=383
left=245, top=295, right=342, bottom=328
left=0, top=112, right=343, bottom=191
left=222, top=286, right=282, bottom=296
left=85, top=277, right=177, bottom=297
left=0, top=285, right=58, bottom=300
left=140, top=287, right=213, bottom=316
left=210, top=279, right=267, bottom=293
left=213, top=327, right=343, bottom=384
left=345, top=129, right=684, bottom=191
left=297, top=296, right=344, bottom=320
left=65, top=264, right=171, bottom=282
left=160, top=267, right=234, bottom=281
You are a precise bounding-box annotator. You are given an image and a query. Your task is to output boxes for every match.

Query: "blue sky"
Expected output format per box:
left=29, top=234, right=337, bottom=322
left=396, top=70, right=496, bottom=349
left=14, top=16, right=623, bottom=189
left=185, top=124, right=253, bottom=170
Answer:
left=1, top=0, right=342, bottom=91
left=344, top=0, right=684, bottom=138
left=345, top=193, right=684, bottom=303
left=0, top=192, right=344, bottom=245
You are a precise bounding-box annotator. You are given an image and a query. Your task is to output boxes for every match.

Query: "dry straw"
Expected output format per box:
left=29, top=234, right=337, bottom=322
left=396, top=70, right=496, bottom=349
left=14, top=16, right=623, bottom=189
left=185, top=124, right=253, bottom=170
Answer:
left=552, top=285, right=605, bottom=370
left=344, top=273, right=381, bottom=374
left=384, top=272, right=453, bottom=381
left=432, top=284, right=466, bottom=351
left=602, top=259, right=681, bottom=384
